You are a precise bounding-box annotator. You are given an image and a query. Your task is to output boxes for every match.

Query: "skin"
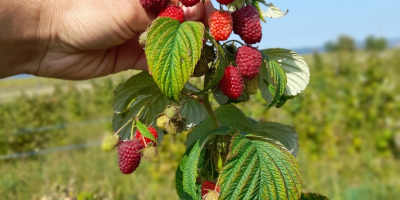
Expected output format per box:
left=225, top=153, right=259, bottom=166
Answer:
left=0, top=0, right=215, bottom=80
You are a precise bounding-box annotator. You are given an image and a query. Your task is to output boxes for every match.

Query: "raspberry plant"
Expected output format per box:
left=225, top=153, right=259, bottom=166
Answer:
left=109, top=0, right=329, bottom=199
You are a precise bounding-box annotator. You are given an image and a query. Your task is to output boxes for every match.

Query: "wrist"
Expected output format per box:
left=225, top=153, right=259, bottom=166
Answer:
left=0, top=0, right=54, bottom=78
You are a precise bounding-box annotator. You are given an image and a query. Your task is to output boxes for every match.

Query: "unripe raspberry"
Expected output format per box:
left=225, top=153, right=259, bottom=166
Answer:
left=140, top=0, right=169, bottom=12
left=118, top=140, right=143, bottom=174
left=158, top=5, right=185, bottom=23
left=142, top=146, right=158, bottom=161
left=193, top=58, right=209, bottom=77
left=236, top=45, right=262, bottom=78
left=204, top=190, right=219, bottom=200
left=180, top=0, right=200, bottom=7
left=101, top=134, right=119, bottom=151
left=156, top=115, right=168, bottom=129
left=209, top=11, right=233, bottom=41
left=244, top=77, right=259, bottom=95
left=232, top=5, right=262, bottom=44
left=218, top=66, right=244, bottom=99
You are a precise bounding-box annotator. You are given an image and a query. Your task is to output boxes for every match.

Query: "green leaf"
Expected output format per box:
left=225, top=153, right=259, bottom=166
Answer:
left=300, top=193, right=329, bottom=200
left=262, top=48, right=310, bottom=96
left=114, top=94, right=155, bottom=139
left=262, top=3, right=289, bottom=18
left=136, top=120, right=157, bottom=144
left=113, top=72, right=159, bottom=113
left=183, top=141, right=203, bottom=199
left=176, top=148, right=194, bottom=200
left=186, top=105, right=255, bottom=148
left=254, top=121, right=299, bottom=157
left=227, top=0, right=245, bottom=12
left=181, top=99, right=207, bottom=129
left=197, top=32, right=228, bottom=94
left=146, top=17, right=204, bottom=101
left=259, top=55, right=287, bottom=108
left=219, top=134, right=302, bottom=200
left=251, top=0, right=267, bottom=22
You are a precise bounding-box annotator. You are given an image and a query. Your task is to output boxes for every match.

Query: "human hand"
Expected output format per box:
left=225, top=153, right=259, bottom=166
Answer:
left=0, top=0, right=214, bottom=79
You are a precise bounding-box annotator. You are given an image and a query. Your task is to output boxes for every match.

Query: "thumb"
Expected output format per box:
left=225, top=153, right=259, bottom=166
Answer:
left=182, top=3, right=205, bottom=21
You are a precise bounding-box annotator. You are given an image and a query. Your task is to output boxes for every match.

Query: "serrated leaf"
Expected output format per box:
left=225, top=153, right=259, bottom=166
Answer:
left=183, top=141, right=203, bottom=199
left=252, top=1, right=266, bottom=22
left=197, top=32, right=228, bottom=94
left=300, top=193, right=329, bottom=200
left=262, top=48, right=310, bottom=96
left=263, top=3, right=289, bottom=18
left=181, top=99, right=207, bottom=129
left=136, top=120, right=157, bottom=144
left=259, top=55, right=287, bottom=108
left=146, top=17, right=204, bottom=101
left=254, top=121, right=299, bottom=157
left=186, top=105, right=255, bottom=148
left=219, top=134, right=302, bottom=200
left=176, top=149, right=194, bottom=200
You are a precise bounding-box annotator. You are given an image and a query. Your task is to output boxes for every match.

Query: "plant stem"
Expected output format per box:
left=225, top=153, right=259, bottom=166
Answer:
left=202, top=71, right=221, bottom=128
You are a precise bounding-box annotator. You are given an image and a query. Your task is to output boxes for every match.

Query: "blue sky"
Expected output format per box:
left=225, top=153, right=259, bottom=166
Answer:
left=222, top=1, right=400, bottom=50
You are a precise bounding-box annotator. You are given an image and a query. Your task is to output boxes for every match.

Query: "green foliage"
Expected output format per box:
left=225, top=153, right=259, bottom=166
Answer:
left=365, top=35, right=387, bottom=51
left=145, top=18, right=204, bottom=101
left=300, top=193, right=329, bottom=200
left=219, top=134, right=301, bottom=200
left=325, top=35, right=356, bottom=52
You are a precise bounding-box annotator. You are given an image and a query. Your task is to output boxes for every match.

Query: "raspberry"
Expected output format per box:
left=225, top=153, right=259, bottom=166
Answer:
left=236, top=45, right=262, bottom=78
left=232, top=5, right=262, bottom=44
left=135, top=127, right=158, bottom=147
left=216, top=0, right=234, bottom=5
left=180, top=0, right=200, bottom=7
left=118, top=140, right=143, bottom=174
left=204, top=190, right=219, bottom=200
left=209, top=11, right=233, bottom=41
left=218, top=66, right=244, bottom=99
left=156, top=115, right=168, bottom=129
left=139, top=0, right=169, bottom=12
left=193, top=58, right=208, bottom=77
left=158, top=5, right=185, bottom=23
left=101, top=134, right=119, bottom=151
left=244, top=77, right=259, bottom=95
left=142, top=146, right=158, bottom=161
left=201, top=181, right=221, bottom=199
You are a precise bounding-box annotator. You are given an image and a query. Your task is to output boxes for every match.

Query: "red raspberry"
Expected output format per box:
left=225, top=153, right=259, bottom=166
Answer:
left=232, top=5, right=262, bottom=44
left=158, top=5, right=185, bottom=23
left=218, top=66, right=244, bottom=99
left=236, top=45, right=262, bottom=78
left=118, top=140, right=143, bottom=174
left=135, top=127, right=158, bottom=147
left=140, top=0, right=169, bottom=12
left=209, top=11, right=233, bottom=41
left=201, top=181, right=221, bottom=198
left=180, top=0, right=200, bottom=7
left=216, top=0, right=234, bottom=5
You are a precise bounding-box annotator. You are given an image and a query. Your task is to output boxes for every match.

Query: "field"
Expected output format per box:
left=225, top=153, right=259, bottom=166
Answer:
left=1, top=49, right=400, bottom=200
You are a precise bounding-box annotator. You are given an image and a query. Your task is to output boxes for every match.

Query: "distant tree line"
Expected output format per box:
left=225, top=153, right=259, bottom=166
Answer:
left=325, top=35, right=387, bottom=52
